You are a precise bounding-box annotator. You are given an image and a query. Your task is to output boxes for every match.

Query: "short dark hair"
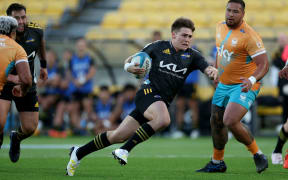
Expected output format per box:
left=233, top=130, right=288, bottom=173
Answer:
left=171, top=17, right=195, bottom=33
left=123, top=84, right=136, bottom=92
left=6, top=3, right=26, bottom=16
left=227, top=0, right=245, bottom=10
left=100, top=85, right=109, bottom=91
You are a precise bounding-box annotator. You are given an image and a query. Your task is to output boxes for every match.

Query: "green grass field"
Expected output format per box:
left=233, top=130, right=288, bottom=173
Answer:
left=0, top=136, right=287, bottom=180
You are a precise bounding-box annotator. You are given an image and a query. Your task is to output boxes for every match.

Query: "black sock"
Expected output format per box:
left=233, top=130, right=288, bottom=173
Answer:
left=0, top=132, right=3, bottom=148
left=273, top=127, right=288, bottom=153
left=16, top=127, right=33, bottom=142
left=76, top=132, right=111, bottom=160
left=120, top=123, right=155, bottom=152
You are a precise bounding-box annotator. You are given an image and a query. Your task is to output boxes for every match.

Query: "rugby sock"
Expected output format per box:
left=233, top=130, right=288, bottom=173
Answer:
left=246, top=139, right=259, bottom=155
left=0, top=132, right=3, bottom=148
left=212, top=148, right=224, bottom=163
left=273, top=127, right=288, bottom=153
left=76, top=132, right=111, bottom=160
left=16, top=127, right=33, bottom=141
left=120, top=123, right=155, bottom=152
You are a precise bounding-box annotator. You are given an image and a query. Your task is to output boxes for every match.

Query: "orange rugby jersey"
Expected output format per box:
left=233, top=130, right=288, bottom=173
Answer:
left=216, top=21, right=266, bottom=90
left=0, top=34, right=27, bottom=91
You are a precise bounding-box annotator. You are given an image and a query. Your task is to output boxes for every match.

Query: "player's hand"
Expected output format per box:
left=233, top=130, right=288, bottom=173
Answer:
left=240, top=77, right=252, bottom=92
left=7, top=75, right=21, bottom=84
left=205, top=66, right=218, bottom=80
left=279, top=66, right=288, bottom=79
left=213, top=78, right=219, bottom=88
left=127, top=63, right=146, bottom=75
left=12, top=85, right=23, bottom=97
left=39, top=68, right=48, bottom=82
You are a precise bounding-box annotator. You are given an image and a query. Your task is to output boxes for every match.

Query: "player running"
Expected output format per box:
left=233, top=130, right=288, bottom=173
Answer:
left=196, top=0, right=269, bottom=174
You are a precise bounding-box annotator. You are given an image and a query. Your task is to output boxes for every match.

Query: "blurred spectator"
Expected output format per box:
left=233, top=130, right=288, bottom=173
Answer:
left=38, top=48, right=61, bottom=127
left=48, top=49, right=73, bottom=138
left=89, top=85, right=115, bottom=134
left=67, top=38, right=96, bottom=135
left=272, top=33, right=288, bottom=124
left=110, top=84, right=137, bottom=127
left=151, top=30, right=162, bottom=42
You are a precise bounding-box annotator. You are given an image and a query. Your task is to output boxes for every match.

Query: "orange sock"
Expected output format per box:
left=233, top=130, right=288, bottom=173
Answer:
left=246, top=139, right=259, bottom=155
left=213, top=148, right=224, bottom=161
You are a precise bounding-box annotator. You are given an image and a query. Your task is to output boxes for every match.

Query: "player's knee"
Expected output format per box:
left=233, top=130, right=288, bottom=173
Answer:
left=22, top=123, right=38, bottom=135
left=223, top=117, right=237, bottom=128
left=157, top=115, right=171, bottom=129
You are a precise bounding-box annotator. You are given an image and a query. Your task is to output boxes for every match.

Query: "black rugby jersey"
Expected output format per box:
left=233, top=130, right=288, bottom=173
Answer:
left=9, top=22, right=44, bottom=91
left=141, top=40, right=209, bottom=104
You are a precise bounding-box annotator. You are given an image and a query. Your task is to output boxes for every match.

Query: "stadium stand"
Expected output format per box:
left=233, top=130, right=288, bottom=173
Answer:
left=84, top=0, right=288, bottom=41
left=0, top=0, right=79, bottom=27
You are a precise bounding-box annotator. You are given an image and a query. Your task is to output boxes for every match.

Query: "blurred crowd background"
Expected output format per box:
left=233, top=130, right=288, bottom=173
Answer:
left=1, top=0, right=288, bottom=138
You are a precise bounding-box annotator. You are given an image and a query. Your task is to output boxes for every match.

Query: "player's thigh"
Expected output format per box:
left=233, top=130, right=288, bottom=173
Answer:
left=0, top=99, right=11, bottom=128
left=19, top=111, right=39, bottom=132
left=144, top=101, right=170, bottom=121
left=223, top=102, right=247, bottom=126
left=107, top=115, right=140, bottom=143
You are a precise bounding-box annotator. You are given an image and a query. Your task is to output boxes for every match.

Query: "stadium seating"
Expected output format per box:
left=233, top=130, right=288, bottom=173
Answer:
left=0, top=0, right=79, bottom=27
left=85, top=0, right=288, bottom=41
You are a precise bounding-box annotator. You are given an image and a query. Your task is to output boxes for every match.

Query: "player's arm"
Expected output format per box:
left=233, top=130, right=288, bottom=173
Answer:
left=204, top=66, right=218, bottom=80
left=193, top=49, right=218, bottom=80
left=279, top=61, right=288, bottom=79
left=123, top=55, right=145, bottom=75
left=240, top=53, right=269, bottom=92
left=14, top=60, right=32, bottom=96
left=38, top=37, right=48, bottom=81
left=85, top=59, right=96, bottom=82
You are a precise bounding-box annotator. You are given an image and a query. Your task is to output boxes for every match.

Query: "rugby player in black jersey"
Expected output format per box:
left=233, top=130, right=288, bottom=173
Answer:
left=66, top=17, right=218, bottom=176
left=0, top=3, right=48, bottom=163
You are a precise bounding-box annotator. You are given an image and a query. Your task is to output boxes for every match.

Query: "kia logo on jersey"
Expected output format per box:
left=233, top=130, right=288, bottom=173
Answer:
left=159, top=61, right=187, bottom=74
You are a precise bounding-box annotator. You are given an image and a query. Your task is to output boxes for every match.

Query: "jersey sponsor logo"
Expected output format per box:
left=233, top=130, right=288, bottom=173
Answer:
left=162, top=48, right=170, bottom=55
left=159, top=61, right=187, bottom=74
left=217, top=45, right=234, bottom=62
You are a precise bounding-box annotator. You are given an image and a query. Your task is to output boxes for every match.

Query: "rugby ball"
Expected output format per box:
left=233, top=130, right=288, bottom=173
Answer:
left=131, top=52, right=152, bottom=79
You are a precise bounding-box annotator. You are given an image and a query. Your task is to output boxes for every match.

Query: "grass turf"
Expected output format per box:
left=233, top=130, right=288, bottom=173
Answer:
left=0, top=136, right=287, bottom=180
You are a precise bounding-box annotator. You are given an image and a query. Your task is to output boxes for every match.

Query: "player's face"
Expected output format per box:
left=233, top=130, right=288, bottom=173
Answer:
left=11, top=10, right=27, bottom=33
left=171, top=27, right=193, bottom=51
left=225, top=2, right=244, bottom=28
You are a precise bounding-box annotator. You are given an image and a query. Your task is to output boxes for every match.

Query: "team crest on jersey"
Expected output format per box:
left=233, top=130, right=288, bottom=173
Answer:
left=26, top=38, right=35, bottom=43
left=256, top=42, right=262, bottom=48
left=181, top=53, right=190, bottom=60
left=231, top=38, right=238, bottom=46
left=162, top=49, right=170, bottom=55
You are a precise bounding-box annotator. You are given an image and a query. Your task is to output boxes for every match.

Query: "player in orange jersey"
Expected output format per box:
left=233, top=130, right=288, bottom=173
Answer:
left=0, top=16, right=32, bottom=147
left=197, top=0, right=269, bottom=173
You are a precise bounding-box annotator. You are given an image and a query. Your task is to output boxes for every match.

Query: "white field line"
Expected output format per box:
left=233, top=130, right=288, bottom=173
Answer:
left=0, top=144, right=255, bottom=159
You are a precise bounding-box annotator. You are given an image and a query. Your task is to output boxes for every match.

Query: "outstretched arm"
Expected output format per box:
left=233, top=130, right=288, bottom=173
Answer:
left=204, top=66, right=218, bottom=81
